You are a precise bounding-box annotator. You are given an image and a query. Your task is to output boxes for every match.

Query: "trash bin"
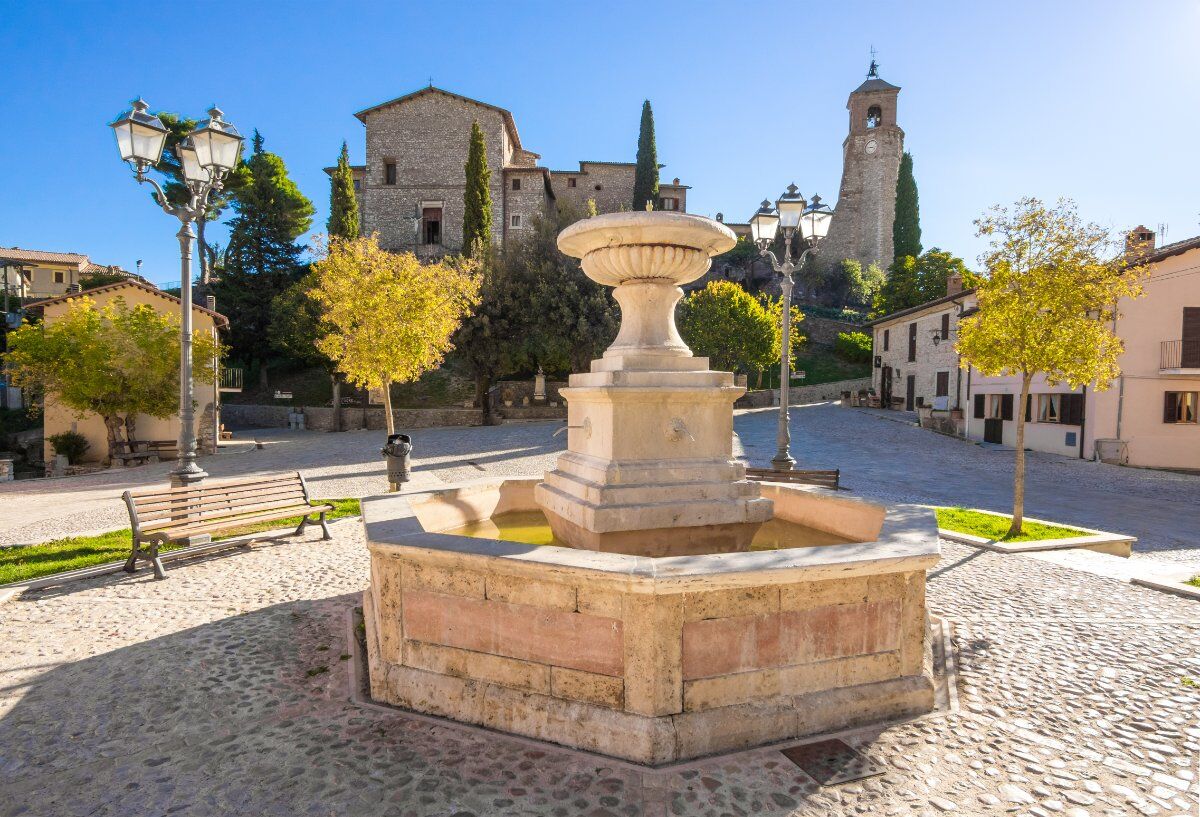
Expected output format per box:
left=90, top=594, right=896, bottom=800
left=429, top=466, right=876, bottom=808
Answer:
left=381, top=433, right=412, bottom=492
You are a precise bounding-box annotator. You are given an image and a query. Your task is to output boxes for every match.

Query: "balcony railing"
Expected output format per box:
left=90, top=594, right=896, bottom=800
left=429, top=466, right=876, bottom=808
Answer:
left=219, top=367, right=244, bottom=392
left=1160, top=339, right=1200, bottom=370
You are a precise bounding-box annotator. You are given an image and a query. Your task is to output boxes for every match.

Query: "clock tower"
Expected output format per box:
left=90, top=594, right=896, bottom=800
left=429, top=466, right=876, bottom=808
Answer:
left=818, top=62, right=904, bottom=276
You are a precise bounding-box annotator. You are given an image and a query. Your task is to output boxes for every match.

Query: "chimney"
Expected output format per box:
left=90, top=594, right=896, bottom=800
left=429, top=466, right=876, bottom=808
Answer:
left=1125, top=225, right=1155, bottom=260
left=205, top=295, right=217, bottom=312
left=946, top=272, right=965, bottom=296
left=673, top=177, right=680, bottom=185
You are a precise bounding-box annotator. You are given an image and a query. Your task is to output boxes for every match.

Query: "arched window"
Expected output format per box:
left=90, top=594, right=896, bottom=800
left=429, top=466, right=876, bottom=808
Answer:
left=866, top=105, right=882, bottom=128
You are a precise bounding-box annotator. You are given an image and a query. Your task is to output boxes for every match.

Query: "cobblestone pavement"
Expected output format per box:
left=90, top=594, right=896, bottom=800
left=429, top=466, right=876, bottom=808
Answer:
left=1, top=523, right=1197, bottom=816
left=3, top=404, right=1197, bottom=569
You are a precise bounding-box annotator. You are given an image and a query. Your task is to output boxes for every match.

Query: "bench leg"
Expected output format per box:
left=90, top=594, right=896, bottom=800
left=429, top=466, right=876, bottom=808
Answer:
left=148, top=539, right=166, bottom=580
left=123, top=537, right=140, bottom=573
left=293, top=515, right=309, bottom=536
left=318, top=511, right=332, bottom=541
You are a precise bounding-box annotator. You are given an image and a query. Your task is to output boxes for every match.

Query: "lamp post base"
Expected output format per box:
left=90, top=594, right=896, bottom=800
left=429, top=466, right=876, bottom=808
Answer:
left=169, top=463, right=208, bottom=488
left=770, top=454, right=796, bottom=472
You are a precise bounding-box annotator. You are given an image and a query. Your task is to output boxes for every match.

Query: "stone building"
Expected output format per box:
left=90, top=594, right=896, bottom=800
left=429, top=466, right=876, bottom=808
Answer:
left=331, top=87, right=688, bottom=256
left=817, top=63, right=905, bottom=275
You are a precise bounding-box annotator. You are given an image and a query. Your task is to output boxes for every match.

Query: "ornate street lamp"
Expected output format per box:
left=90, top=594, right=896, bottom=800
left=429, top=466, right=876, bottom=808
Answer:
left=110, top=99, right=243, bottom=486
left=750, top=184, right=834, bottom=470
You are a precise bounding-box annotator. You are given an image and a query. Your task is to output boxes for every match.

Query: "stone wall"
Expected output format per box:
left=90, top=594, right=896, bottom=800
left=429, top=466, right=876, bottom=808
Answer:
left=550, top=162, right=639, bottom=215
left=801, top=313, right=865, bottom=347
left=501, top=168, right=552, bottom=242
left=220, top=403, right=483, bottom=431
left=781, top=376, right=873, bottom=405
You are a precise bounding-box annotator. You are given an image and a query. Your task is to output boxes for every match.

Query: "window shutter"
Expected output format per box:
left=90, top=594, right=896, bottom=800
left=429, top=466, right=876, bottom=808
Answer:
left=974, top=394, right=985, bottom=419
left=1001, top=394, right=1014, bottom=421
left=1062, top=394, right=1084, bottom=425
left=1024, top=394, right=1032, bottom=422
left=1164, top=392, right=1176, bottom=423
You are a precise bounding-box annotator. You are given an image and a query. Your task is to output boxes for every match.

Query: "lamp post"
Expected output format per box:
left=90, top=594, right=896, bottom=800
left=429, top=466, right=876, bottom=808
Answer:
left=750, top=184, right=834, bottom=470
left=110, top=99, right=244, bottom=487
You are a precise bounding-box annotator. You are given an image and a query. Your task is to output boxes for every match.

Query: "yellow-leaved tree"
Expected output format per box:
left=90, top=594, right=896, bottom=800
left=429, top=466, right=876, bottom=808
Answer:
left=956, top=198, right=1146, bottom=535
left=309, top=235, right=481, bottom=434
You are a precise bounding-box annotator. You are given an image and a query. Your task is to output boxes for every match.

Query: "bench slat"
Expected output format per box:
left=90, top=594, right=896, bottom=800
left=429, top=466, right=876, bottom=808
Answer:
left=128, top=472, right=303, bottom=499
left=152, top=503, right=335, bottom=541
left=140, top=497, right=322, bottom=532
left=134, top=484, right=307, bottom=517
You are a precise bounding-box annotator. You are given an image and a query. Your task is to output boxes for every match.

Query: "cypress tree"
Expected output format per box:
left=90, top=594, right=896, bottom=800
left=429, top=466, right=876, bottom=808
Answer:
left=892, top=151, right=922, bottom=261
left=213, top=131, right=315, bottom=380
left=632, top=100, right=659, bottom=212
left=327, top=141, right=359, bottom=240
left=462, top=121, right=492, bottom=256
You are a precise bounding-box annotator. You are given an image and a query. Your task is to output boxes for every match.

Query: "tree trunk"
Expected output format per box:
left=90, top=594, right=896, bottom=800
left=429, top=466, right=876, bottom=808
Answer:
left=123, top=414, right=137, bottom=446
left=197, top=219, right=210, bottom=286
left=258, top=361, right=269, bottom=391
left=103, top=414, right=123, bottom=465
left=1008, top=373, right=1033, bottom=538
left=475, top=373, right=492, bottom=424
left=382, top=377, right=395, bottom=435
left=331, top=373, right=342, bottom=433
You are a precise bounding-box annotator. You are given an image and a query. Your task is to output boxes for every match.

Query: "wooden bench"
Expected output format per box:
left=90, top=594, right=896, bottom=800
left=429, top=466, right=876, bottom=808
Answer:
left=745, top=467, right=841, bottom=490
left=110, top=439, right=179, bottom=466
left=122, top=471, right=334, bottom=579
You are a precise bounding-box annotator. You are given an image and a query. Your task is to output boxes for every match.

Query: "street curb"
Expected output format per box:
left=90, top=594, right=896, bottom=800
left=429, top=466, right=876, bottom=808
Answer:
left=1130, top=576, right=1200, bottom=601
left=937, top=509, right=1135, bottom=557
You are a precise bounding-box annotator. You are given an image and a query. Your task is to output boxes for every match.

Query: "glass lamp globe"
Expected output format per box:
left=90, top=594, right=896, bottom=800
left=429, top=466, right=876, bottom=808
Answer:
left=191, top=106, right=244, bottom=173
left=110, top=98, right=169, bottom=165
left=799, top=194, right=834, bottom=242
left=775, top=183, right=807, bottom=231
left=176, top=138, right=209, bottom=185
left=749, top=200, right=779, bottom=245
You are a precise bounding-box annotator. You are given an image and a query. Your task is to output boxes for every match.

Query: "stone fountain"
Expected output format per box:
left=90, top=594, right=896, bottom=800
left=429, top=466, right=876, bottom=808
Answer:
left=360, top=211, right=939, bottom=765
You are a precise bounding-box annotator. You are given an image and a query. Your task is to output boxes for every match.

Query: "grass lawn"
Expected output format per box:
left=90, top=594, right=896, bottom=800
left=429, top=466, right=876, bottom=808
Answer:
left=0, top=498, right=360, bottom=586
left=936, top=506, right=1090, bottom=543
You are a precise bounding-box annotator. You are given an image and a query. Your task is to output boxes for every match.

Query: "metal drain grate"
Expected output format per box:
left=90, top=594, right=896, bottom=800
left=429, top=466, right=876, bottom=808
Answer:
left=781, top=738, right=884, bottom=786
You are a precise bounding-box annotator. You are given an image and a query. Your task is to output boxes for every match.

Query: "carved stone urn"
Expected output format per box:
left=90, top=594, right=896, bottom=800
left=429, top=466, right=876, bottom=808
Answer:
left=534, top=212, right=773, bottom=556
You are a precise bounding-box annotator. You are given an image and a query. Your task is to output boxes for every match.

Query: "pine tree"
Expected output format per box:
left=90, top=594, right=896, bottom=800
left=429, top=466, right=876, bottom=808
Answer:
left=327, top=141, right=359, bottom=240
left=892, top=151, right=922, bottom=261
left=632, top=100, right=659, bottom=212
left=213, top=131, right=315, bottom=380
left=462, top=121, right=492, bottom=256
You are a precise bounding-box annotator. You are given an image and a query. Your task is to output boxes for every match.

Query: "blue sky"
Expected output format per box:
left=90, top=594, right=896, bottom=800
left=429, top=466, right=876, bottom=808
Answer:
left=2, top=0, right=1197, bottom=287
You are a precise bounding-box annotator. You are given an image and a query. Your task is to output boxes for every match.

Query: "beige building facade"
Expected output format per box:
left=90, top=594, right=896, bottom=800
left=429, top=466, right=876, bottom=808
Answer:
left=333, top=87, right=688, bottom=257
left=869, top=230, right=1200, bottom=470
left=1, top=248, right=132, bottom=300
left=31, top=280, right=227, bottom=466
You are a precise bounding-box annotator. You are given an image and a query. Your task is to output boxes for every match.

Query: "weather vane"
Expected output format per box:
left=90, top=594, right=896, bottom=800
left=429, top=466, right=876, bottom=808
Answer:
left=867, top=45, right=879, bottom=78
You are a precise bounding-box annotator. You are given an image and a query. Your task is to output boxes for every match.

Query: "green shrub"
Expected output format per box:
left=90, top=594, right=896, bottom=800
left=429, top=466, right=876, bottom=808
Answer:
left=834, top=331, right=873, bottom=364
left=47, top=431, right=89, bottom=464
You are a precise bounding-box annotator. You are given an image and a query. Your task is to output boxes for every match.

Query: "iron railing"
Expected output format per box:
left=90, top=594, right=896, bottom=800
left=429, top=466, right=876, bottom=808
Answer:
left=1160, top=339, right=1200, bottom=370
left=219, top=367, right=244, bottom=392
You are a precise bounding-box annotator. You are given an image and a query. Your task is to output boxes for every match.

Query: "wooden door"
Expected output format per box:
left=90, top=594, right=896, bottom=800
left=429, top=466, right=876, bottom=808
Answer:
left=881, top=367, right=893, bottom=405
left=905, top=375, right=916, bottom=411
left=984, top=418, right=1004, bottom=444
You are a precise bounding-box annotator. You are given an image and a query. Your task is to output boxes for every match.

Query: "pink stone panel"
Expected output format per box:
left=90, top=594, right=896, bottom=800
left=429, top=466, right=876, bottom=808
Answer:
left=402, top=590, right=624, bottom=677
left=682, top=600, right=900, bottom=680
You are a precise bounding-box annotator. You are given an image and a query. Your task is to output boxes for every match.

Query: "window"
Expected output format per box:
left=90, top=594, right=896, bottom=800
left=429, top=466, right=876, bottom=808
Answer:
left=384, top=161, right=397, bottom=185
left=907, top=323, right=917, bottom=362
left=1164, top=391, right=1198, bottom=424
left=940, top=313, right=950, bottom=340
left=53, top=270, right=65, bottom=284
left=1038, top=394, right=1062, bottom=423
left=510, top=214, right=522, bottom=228
left=935, top=371, right=949, bottom=397
left=866, top=105, right=882, bottom=128
left=421, top=207, right=442, bottom=245
left=511, top=178, right=521, bottom=191
left=660, top=197, right=679, bottom=211
left=567, top=178, right=577, bottom=188
left=352, top=179, right=360, bottom=192
left=883, top=328, right=890, bottom=351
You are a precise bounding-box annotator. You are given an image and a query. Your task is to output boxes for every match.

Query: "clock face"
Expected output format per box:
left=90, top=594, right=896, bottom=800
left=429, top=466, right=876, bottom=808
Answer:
left=865, top=139, right=878, bottom=155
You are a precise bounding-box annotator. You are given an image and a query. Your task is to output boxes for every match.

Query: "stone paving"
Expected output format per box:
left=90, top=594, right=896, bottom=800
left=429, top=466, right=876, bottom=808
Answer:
left=1, top=520, right=1197, bottom=816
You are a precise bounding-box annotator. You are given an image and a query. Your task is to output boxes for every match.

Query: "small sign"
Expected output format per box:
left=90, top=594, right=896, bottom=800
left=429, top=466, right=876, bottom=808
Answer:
left=273, top=390, right=293, bottom=400
left=793, top=370, right=806, bottom=380
left=368, top=386, right=386, bottom=405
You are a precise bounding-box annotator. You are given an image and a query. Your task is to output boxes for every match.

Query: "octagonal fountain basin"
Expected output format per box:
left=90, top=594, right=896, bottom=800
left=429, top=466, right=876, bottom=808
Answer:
left=360, top=477, right=940, bottom=766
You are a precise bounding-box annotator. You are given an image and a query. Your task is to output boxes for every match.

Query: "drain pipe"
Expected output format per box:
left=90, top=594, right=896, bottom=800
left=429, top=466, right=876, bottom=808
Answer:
left=1078, top=384, right=1087, bottom=459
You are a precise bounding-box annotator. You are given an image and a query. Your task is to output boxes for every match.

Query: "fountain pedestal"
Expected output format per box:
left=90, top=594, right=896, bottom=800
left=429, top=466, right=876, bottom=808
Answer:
left=535, top=213, right=772, bottom=556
